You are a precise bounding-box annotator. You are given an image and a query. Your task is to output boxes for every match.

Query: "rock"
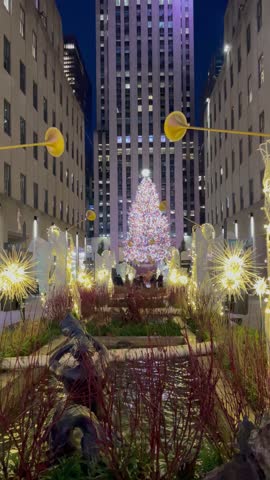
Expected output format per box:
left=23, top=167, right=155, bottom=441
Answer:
left=204, top=455, right=261, bottom=480
left=249, top=414, right=270, bottom=478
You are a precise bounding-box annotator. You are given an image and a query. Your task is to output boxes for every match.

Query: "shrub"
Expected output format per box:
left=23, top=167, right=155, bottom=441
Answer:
left=79, top=287, right=109, bottom=320
left=43, top=287, right=73, bottom=324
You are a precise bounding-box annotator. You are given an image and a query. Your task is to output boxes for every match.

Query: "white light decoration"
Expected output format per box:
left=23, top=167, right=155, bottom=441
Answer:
left=141, top=168, right=150, bottom=178
left=224, top=44, right=230, bottom=53
left=250, top=213, right=255, bottom=242
left=234, top=220, right=238, bottom=240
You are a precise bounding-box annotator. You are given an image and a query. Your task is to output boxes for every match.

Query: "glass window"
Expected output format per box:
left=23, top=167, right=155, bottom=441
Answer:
left=60, top=200, right=63, bottom=220
left=33, top=81, right=38, bottom=110
left=43, top=51, right=47, bottom=78
left=20, top=117, right=26, bottom=144
left=59, top=83, right=63, bottom=105
left=246, top=24, right=251, bottom=54
left=20, top=174, right=26, bottom=204
left=32, top=31, right=37, bottom=60
left=3, top=0, right=11, bottom=12
left=53, top=157, right=56, bottom=176
left=20, top=61, right=26, bottom=93
left=20, top=5, right=25, bottom=38
left=259, top=111, right=265, bottom=143
left=44, top=148, right=48, bottom=169
left=43, top=97, right=48, bottom=123
left=44, top=189, right=48, bottom=214
left=248, top=126, right=252, bottom=155
left=237, top=46, right=241, bottom=73
left=238, top=92, right=242, bottom=119
left=248, top=75, right=252, bottom=103
left=52, top=69, right=56, bottom=93
left=33, top=131, right=38, bottom=160
left=3, top=99, right=11, bottom=136
left=60, top=161, right=63, bottom=182
left=257, top=0, right=262, bottom=32
left=249, top=179, right=254, bottom=205
left=239, top=139, right=243, bottom=165
left=33, top=183, right=38, bottom=209
left=258, top=54, right=264, bottom=88
left=3, top=35, right=11, bottom=73
left=53, top=195, right=56, bottom=218
left=4, top=163, right=11, bottom=196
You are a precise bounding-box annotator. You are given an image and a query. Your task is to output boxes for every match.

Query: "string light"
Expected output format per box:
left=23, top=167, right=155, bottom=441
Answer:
left=210, top=241, right=257, bottom=299
left=124, top=177, right=171, bottom=264
left=0, top=249, right=36, bottom=303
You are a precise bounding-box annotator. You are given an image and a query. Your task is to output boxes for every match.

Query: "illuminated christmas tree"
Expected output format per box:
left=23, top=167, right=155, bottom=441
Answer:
left=124, top=173, right=171, bottom=264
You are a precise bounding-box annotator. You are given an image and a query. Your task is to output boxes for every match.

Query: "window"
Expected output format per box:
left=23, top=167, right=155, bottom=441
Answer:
left=66, top=133, right=69, bottom=152
left=32, top=31, right=37, bottom=60
left=239, top=139, right=243, bottom=165
left=237, top=46, right=241, bottom=73
left=44, top=148, right=48, bottom=169
left=52, top=110, right=56, bottom=126
left=249, top=179, right=254, bottom=205
left=43, top=97, right=48, bottom=123
left=230, top=63, right=234, bottom=87
left=257, top=0, right=262, bottom=32
left=4, top=163, right=11, bottom=196
left=33, top=81, right=38, bottom=110
left=53, top=157, right=56, bottom=176
left=20, top=61, right=26, bottom=93
left=246, top=24, right=251, bottom=54
left=60, top=161, right=63, bottom=182
left=258, top=54, right=264, bottom=88
left=238, top=92, right=242, bottom=119
left=52, top=69, right=55, bottom=93
left=20, top=5, right=25, bottom=38
left=232, top=193, right=236, bottom=215
left=20, top=174, right=26, bottom=204
left=225, top=157, right=228, bottom=178
left=248, top=126, right=252, bottom=155
left=3, top=0, right=11, bottom=11
left=3, top=99, right=11, bottom=136
left=232, top=149, right=235, bottom=173
left=66, top=96, right=69, bottom=116
left=43, top=51, right=47, bottom=78
left=240, top=186, right=244, bottom=210
left=231, top=107, right=234, bottom=129
left=66, top=168, right=69, bottom=187
left=33, top=132, right=38, bottom=159
left=59, top=83, right=63, bottom=105
left=33, top=183, right=38, bottom=209
left=259, top=111, right=265, bottom=143
left=224, top=79, right=227, bottom=101
left=44, top=189, right=48, bottom=214
left=248, top=75, right=252, bottom=104
left=53, top=196, right=56, bottom=217
left=3, top=36, right=11, bottom=73
left=20, top=117, right=26, bottom=144
left=60, top=201, right=63, bottom=221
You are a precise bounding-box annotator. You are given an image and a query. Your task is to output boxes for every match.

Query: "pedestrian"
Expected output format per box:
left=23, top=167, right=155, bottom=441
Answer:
left=157, top=273, right=164, bottom=288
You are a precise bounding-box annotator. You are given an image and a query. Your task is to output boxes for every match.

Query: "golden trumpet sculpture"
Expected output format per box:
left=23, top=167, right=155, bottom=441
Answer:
left=0, top=127, right=65, bottom=157
left=164, top=111, right=270, bottom=142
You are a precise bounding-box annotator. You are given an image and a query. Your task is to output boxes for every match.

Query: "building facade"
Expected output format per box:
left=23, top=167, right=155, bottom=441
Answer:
left=0, top=0, right=85, bottom=249
left=204, top=0, right=268, bottom=265
left=94, top=0, right=199, bottom=258
left=64, top=35, right=91, bottom=115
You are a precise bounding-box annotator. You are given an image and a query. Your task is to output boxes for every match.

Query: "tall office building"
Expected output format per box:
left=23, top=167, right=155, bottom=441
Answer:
left=204, top=0, right=268, bottom=265
left=94, top=0, right=198, bottom=259
left=0, top=0, right=85, bottom=249
left=64, top=36, right=91, bottom=115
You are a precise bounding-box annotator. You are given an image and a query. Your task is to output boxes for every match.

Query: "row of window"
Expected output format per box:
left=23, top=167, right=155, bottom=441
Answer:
left=4, top=163, right=84, bottom=225
left=3, top=99, right=84, bottom=171
left=3, top=35, right=83, bottom=136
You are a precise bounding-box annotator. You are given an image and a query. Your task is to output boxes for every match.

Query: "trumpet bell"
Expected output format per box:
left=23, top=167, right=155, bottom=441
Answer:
left=45, top=127, right=65, bottom=157
left=164, top=111, right=188, bottom=142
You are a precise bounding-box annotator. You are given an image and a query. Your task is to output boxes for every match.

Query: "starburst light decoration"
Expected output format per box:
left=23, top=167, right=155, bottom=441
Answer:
left=254, top=277, right=268, bottom=298
left=124, top=176, right=171, bottom=264
left=210, top=241, right=257, bottom=299
left=77, top=270, right=94, bottom=290
left=0, top=249, right=36, bottom=303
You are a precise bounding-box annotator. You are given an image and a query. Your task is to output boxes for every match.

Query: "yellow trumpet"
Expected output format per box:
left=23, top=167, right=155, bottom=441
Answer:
left=0, top=127, right=65, bottom=158
left=164, top=111, right=270, bottom=142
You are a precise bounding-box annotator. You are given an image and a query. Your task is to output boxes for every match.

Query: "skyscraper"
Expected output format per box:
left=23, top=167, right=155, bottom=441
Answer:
left=94, top=0, right=198, bottom=258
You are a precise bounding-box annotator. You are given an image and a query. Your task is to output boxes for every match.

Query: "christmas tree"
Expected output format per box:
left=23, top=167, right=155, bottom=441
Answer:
left=124, top=175, right=171, bottom=264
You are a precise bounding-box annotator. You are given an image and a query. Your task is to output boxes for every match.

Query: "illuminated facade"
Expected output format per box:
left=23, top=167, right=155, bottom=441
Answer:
left=204, top=0, right=268, bottom=265
left=94, top=0, right=198, bottom=258
left=0, top=0, right=85, bottom=249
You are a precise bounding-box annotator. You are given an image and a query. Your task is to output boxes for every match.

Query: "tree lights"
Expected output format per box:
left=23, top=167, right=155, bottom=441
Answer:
left=124, top=177, right=170, bottom=264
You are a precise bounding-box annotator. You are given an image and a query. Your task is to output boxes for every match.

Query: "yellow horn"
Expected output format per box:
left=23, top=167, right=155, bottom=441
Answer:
left=164, top=111, right=188, bottom=142
left=45, top=127, right=65, bottom=158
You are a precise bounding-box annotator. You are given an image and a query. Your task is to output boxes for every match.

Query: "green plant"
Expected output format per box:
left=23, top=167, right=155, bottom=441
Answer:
left=87, top=317, right=181, bottom=337
left=42, top=457, right=115, bottom=480
left=195, top=440, right=223, bottom=478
